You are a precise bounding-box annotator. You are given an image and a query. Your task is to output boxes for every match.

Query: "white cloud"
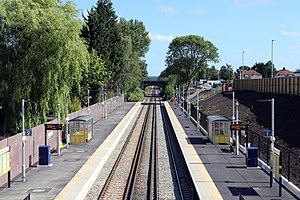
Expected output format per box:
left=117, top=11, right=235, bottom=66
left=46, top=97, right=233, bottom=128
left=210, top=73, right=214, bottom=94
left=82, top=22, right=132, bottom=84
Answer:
left=194, top=7, right=206, bottom=15
left=158, top=5, right=178, bottom=15
left=280, top=29, right=300, bottom=37
left=233, top=0, right=276, bottom=7
left=149, top=33, right=175, bottom=42
left=278, top=24, right=286, bottom=29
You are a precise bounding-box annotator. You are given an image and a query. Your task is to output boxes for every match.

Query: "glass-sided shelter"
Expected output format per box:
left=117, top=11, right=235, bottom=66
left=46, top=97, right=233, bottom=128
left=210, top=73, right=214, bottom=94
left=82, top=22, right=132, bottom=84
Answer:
left=207, top=115, right=231, bottom=144
left=69, top=115, right=93, bottom=143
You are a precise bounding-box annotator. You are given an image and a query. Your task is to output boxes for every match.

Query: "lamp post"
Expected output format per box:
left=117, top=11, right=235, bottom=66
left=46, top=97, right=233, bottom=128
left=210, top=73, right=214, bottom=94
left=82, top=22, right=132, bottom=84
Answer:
left=87, top=89, right=90, bottom=115
left=271, top=98, right=275, bottom=148
left=178, top=85, right=181, bottom=106
left=271, top=40, right=275, bottom=78
left=21, top=99, right=26, bottom=182
left=236, top=100, right=239, bottom=155
left=57, top=103, right=61, bottom=156
left=240, top=50, right=245, bottom=79
left=197, top=88, right=200, bottom=132
left=188, top=87, right=191, bottom=118
left=66, top=93, right=69, bottom=148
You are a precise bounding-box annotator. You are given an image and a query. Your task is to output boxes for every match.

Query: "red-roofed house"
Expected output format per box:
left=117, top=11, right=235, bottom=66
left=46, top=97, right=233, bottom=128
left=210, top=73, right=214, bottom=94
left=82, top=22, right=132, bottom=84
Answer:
left=243, top=69, right=262, bottom=79
left=274, top=67, right=294, bottom=78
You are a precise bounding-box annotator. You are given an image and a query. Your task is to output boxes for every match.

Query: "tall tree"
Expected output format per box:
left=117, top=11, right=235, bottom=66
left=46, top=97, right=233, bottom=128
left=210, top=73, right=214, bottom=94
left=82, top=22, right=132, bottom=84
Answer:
left=0, top=0, right=89, bottom=132
left=81, top=0, right=122, bottom=88
left=165, top=35, right=219, bottom=89
left=117, top=18, right=150, bottom=93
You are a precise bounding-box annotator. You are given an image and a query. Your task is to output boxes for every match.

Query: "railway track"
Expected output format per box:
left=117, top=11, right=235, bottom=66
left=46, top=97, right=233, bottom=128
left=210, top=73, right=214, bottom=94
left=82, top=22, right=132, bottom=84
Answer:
left=98, top=87, right=198, bottom=199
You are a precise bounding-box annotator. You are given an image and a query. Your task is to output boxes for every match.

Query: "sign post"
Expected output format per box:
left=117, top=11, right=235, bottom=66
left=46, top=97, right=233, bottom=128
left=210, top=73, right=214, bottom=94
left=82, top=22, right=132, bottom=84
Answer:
left=230, top=124, right=249, bottom=159
left=44, top=124, right=63, bottom=146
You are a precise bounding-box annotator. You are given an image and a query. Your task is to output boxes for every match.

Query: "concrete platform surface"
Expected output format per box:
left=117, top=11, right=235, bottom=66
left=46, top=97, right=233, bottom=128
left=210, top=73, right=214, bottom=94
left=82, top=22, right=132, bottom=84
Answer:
left=0, top=102, right=135, bottom=200
left=168, top=102, right=297, bottom=200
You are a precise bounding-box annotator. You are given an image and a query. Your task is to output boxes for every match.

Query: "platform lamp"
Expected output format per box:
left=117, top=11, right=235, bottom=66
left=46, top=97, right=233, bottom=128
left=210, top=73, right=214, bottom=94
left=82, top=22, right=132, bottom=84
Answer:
left=57, top=103, right=61, bottom=156
left=271, top=40, right=275, bottom=78
left=235, top=100, right=239, bottom=156
left=21, top=99, right=26, bottom=182
left=66, top=93, right=70, bottom=148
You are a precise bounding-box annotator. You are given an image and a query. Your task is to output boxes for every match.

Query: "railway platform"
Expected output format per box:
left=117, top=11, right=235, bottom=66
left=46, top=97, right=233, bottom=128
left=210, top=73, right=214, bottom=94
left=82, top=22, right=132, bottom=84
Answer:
left=166, top=101, right=298, bottom=200
left=0, top=102, right=137, bottom=200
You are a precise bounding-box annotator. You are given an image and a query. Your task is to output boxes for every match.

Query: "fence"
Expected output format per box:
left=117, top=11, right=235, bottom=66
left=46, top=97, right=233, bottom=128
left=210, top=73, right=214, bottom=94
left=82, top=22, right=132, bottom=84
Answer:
left=180, top=97, right=300, bottom=189
left=234, top=77, right=300, bottom=96
left=0, top=95, right=124, bottom=187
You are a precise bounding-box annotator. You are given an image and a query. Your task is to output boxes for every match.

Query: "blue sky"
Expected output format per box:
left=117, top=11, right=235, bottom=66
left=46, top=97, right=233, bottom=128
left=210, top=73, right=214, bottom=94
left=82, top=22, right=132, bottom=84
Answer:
left=72, top=0, right=300, bottom=76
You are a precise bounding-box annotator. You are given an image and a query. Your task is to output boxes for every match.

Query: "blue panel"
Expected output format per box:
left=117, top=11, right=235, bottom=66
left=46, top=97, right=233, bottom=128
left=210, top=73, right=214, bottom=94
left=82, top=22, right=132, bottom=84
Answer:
left=39, top=146, right=50, bottom=165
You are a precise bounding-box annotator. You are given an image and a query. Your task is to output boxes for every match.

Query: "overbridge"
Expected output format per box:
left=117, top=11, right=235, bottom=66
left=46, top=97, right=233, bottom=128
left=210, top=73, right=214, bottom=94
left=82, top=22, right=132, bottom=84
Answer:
left=141, top=76, right=165, bottom=90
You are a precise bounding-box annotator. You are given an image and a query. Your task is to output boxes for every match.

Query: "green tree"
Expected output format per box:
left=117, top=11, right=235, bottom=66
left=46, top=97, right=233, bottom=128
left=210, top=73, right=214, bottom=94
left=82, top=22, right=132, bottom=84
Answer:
left=0, top=0, right=89, bottom=132
left=252, top=61, right=276, bottom=78
left=206, top=66, right=219, bottom=80
left=81, top=49, right=110, bottom=104
left=81, top=0, right=122, bottom=88
left=165, top=35, right=219, bottom=90
left=117, top=18, right=150, bottom=97
left=220, top=64, right=234, bottom=81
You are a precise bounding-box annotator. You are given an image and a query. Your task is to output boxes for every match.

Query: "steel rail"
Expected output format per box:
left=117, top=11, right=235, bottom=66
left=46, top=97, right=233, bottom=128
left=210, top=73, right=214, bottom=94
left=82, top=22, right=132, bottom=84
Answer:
left=161, top=105, right=185, bottom=199
left=125, top=95, right=153, bottom=199
left=98, top=97, right=150, bottom=199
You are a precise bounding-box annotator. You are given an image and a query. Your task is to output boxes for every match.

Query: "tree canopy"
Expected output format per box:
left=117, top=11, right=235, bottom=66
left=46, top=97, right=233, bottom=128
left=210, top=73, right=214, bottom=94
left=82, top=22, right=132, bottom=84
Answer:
left=251, top=61, right=275, bottom=78
left=81, top=1, right=150, bottom=100
left=0, top=0, right=151, bottom=133
left=0, top=0, right=90, bottom=132
left=164, top=35, right=219, bottom=89
left=220, top=64, right=234, bottom=81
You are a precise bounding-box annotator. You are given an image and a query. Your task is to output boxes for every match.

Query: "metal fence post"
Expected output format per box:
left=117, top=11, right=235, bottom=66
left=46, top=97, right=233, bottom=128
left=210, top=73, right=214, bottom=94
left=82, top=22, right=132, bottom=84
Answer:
left=288, top=149, right=291, bottom=181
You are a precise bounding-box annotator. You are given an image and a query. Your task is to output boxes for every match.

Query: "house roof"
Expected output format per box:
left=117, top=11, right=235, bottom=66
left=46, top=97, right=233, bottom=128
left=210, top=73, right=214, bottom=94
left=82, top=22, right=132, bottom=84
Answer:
left=243, top=69, right=262, bottom=76
left=275, top=70, right=294, bottom=76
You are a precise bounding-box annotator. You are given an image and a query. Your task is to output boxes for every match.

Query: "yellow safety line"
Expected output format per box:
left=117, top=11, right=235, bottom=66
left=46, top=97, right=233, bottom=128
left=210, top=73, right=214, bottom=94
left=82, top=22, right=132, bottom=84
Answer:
left=55, top=102, right=141, bottom=200
left=164, top=101, right=223, bottom=200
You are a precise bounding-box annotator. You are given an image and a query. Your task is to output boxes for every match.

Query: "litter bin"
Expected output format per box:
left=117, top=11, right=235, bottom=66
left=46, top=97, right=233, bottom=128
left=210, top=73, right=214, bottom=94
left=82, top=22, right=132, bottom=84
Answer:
left=39, top=146, right=50, bottom=165
left=247, top=147, right=258, bottom=167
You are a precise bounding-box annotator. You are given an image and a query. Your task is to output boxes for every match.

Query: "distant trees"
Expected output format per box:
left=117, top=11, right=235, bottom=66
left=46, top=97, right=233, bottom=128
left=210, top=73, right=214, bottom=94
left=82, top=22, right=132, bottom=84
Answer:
left=220, top=64, right=234, bottom=81
left=81, top=0, right=150, bottom=101
left=117, top=18, right=150, bottom=96
left=251, top=61, right=275, bottom=78
left=163, top=35, right=219, bottom=91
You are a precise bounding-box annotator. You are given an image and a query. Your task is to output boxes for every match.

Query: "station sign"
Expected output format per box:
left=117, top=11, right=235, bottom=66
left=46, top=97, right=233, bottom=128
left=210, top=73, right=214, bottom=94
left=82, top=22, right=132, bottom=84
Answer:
left=44, top=124, right=63, bottom=130
left=230, top=124, right=249, bottom=131
left=25, top=129, right=32, bottom=136
left=264, top=129, right=271, bottom=137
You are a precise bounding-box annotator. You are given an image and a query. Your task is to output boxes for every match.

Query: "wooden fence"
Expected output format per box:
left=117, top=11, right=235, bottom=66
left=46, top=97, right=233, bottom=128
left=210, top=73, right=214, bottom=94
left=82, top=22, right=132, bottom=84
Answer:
left=234, top=77, right=300, bottom=96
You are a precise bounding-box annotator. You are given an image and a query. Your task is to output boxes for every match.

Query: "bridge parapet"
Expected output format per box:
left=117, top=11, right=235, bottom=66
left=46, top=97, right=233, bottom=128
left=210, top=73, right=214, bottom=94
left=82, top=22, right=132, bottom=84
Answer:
left=141, top=76, right=165, bottom=89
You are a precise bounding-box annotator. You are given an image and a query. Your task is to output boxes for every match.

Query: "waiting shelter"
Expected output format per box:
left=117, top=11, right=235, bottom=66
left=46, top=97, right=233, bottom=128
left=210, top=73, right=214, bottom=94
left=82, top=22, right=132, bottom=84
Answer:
left=207, top=115, right=231, bottom=144
left=69, top=115, right=93, bottom=143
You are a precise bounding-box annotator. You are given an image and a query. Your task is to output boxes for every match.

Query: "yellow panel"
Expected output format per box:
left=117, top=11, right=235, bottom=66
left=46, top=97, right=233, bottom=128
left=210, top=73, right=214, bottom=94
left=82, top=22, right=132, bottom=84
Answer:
left=0, top=155, right=3, bottom=176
